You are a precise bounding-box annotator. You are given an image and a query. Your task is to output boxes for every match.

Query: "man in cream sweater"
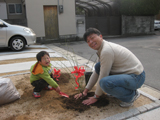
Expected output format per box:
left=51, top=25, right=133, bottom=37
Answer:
left=74, top=28, right=145, bottom=107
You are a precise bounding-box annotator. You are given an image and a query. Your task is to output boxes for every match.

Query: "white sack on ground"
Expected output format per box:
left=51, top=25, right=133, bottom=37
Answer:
left=0, top=77, right=21, bottom=105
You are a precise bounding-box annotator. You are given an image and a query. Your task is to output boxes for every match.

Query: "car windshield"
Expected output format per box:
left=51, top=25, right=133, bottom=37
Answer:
left=155, top=20, right=160, bottom=24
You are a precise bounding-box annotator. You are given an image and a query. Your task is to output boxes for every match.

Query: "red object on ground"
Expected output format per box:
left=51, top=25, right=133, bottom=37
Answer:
left=53, top=68, right=61, bottom=81
left=59, top=92, right=69, bottom=98
left=52, top=88, right=69, bottom=98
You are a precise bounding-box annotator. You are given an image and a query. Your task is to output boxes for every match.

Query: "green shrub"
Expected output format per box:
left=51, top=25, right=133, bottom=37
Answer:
left=115, top=0, right=160, bottom=16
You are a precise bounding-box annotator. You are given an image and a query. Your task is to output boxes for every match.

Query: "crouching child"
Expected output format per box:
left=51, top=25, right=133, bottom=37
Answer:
left=30, top=51, right=60, bottom=98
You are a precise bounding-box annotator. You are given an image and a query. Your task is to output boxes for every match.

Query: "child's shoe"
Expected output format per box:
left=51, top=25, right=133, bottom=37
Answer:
left=33, top=92, right=41, bottom=98
left=43, top=86, right=54, bottom=90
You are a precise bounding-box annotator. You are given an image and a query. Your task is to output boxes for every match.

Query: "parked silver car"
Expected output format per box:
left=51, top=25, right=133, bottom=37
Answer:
left=154, top=20, right=160, bottom=30
left=0, top=19, right=36, bottom=51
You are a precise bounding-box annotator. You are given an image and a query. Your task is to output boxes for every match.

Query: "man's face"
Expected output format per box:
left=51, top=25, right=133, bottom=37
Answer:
left=39, top=54, right=50, bottom=67
left=86, top=33, right=103, bottom=50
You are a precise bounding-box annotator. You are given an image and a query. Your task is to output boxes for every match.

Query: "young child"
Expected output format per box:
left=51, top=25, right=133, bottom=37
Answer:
left=30, top=51, right=60, bottom=98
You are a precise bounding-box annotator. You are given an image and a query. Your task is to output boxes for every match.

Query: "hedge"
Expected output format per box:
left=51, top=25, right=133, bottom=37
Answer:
left=115, top=0, right=160, bottom=16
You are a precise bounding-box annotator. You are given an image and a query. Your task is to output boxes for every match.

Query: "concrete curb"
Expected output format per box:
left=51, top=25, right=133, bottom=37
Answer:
left=102, top=100, right=160, bottom=120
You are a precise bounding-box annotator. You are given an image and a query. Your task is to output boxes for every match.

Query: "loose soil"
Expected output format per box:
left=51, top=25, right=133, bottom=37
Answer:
left=62, top=92, right=109, bottom=112
left=0, top=72, right=153, bottom=120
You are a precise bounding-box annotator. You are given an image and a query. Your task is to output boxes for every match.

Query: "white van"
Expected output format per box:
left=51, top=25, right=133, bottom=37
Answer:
left=154, top=20, right=160, bottom=30
left=0, top=19, right=36, bottom=51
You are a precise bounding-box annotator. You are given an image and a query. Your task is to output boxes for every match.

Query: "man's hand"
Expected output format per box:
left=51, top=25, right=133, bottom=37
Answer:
left=82, top=96, right=98, bottom=105
left=74, top=92, right=87, bottom=99
left=74, top=88, right=89, bottom=99
left=55, top=86, right=60, bottom=93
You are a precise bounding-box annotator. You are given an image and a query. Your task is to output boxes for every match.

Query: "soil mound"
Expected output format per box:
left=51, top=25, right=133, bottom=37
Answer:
left=62, top=92, right=109, bottom=112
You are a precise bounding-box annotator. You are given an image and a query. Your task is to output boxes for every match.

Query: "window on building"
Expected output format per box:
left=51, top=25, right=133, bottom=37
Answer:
left=8, top=4, right=22, bottom=14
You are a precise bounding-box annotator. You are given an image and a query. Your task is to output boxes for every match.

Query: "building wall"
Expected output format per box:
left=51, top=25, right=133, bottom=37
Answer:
left=0, top=0, right=25, bottom=19
left=25, top=0, right=76, bottom=38
left=0, top=2, right=7, bottom=19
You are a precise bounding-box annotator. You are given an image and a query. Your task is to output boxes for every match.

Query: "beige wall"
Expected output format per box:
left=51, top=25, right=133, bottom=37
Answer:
left=0, top=2, right=7, bottom=19
left=25, top=0, right=76, bottom=37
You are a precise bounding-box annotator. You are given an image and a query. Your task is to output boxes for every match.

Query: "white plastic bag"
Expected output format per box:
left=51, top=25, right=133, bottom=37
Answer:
left=0, top=77, right=21, bottom=105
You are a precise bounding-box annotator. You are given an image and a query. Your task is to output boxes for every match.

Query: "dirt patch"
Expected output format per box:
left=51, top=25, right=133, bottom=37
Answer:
left=0, top=70, right=30, bottom=77
left=0, top=72, right=153, bottom=120
left=0, top=57, right=67, bottom=65
left=62, top=92, right=110, bottom=112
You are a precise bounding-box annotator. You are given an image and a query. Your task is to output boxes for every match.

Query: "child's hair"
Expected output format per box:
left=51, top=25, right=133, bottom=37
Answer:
left=36, top=51, right=50, bottom=62
left=83, top=28, right=101, bottom=42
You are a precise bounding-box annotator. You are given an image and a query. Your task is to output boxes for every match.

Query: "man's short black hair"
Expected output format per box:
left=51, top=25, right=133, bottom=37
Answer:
left=36, top=51, right=50, bottom=62
left=83, top=28, right=101, bottom=42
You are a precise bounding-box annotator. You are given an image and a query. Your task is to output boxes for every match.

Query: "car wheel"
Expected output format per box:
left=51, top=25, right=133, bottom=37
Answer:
left=10, top=37, right=26, bottom=51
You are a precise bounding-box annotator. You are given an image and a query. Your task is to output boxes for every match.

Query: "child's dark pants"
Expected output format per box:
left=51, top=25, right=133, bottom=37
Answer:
left=31, top=79, right=48, bottom=92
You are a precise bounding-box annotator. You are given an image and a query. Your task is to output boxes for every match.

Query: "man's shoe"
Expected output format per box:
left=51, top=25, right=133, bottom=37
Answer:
left=119, top=101, right=133, bottom=107
left=33, top=92, right=41, bottom=98
left=131, top=90, right=140, bottom=102
left=43, top=86, right=54, bottom=90
left=120, top=90, right=140, bottom=107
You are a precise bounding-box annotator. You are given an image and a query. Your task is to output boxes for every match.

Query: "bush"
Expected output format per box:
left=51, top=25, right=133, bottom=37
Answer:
left=115, top=0, right=160, bottom=16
